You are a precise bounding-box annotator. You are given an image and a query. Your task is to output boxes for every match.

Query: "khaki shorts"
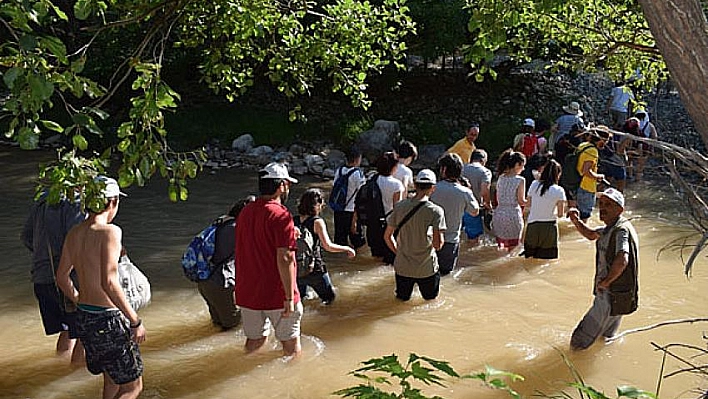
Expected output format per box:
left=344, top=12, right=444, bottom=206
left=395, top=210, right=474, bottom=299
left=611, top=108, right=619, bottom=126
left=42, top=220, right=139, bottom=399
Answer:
left=241, top=302, right=303, bottom=342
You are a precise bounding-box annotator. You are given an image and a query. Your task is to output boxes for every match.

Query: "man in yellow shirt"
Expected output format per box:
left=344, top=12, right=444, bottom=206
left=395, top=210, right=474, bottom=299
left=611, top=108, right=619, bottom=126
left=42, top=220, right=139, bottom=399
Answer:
left=576, top=127, right=612, bottom=222
left=446, top=123, right=479, bottom=164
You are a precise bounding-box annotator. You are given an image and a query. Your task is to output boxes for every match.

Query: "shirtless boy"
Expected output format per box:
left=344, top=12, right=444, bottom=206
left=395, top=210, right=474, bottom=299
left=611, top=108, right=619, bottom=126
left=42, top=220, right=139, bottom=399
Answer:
left=56, top=176, right=146, bottom=399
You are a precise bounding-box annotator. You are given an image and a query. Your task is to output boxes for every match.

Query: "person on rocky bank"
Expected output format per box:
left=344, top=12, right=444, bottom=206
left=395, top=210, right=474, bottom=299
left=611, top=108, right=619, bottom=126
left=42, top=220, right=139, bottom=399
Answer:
left=446, top=122, right=480, bottom=164
left=568, top=188, right=639, bottom=350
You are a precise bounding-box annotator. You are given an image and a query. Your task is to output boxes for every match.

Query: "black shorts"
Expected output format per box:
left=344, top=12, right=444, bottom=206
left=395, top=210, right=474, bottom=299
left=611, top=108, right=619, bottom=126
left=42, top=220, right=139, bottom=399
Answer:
left=34, top=283, right=78, bottom=338
left=76, top=308, right=143, bottom=384
left=395, top=272, right=440, bottom=301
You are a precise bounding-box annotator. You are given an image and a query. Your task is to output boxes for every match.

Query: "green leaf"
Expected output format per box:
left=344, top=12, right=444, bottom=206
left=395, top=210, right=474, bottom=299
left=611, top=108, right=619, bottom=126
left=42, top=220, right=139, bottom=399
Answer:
left=41, top=120, right=63, bottom=132
left=74, top=0, right=92, bottom=20
left=18, top=126, right=39, bottom=150
left=117, top=139, right=131, bottom=152
left=28, top=75, right=54, bottom=100
left=3, top=68, right=23, bottom=89
left=72, top=134, right=88, bottom=150
left=616, top=386, right=657, bottom=398
left=40, top=36, right=68, bottom=64
left=19, top=35, right=38, bottom=51
left=72, top=113, right=91, bottom=126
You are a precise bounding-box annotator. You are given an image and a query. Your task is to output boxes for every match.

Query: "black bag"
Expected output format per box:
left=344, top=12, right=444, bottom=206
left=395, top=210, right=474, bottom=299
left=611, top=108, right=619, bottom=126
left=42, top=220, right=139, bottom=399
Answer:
left=560, top=144, right=594, bottom=193
left=354, top=174, right=386, bottom=226
left=609, top=290, right=637, bottom=316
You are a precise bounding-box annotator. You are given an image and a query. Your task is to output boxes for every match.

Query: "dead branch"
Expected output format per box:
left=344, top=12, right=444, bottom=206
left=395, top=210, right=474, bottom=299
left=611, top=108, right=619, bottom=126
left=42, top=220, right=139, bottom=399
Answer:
left=607, top=317, right=708, bottom=342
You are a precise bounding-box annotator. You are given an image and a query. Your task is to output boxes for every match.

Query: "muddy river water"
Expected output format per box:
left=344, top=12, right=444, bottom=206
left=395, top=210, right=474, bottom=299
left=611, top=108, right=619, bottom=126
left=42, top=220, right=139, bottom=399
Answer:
left=0, top=147, right=706, bottom=398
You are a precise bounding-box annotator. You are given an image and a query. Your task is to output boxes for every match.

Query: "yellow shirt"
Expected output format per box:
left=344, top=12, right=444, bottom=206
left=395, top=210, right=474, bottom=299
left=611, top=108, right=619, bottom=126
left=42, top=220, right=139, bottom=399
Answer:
left=577, top=142, right=599, bottom=193
left=447, top=138, right=476, bottom=164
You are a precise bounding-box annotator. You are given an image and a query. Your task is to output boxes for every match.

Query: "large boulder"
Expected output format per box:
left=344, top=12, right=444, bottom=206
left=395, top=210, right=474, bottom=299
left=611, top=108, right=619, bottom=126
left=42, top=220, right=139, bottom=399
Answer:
left=304, top=154, right=325, bottom=174
left=232, top=134, right=255, bottom=153
left=415, top=144, right=446, bottom=169
left=354, top=119, right=400, bottom=164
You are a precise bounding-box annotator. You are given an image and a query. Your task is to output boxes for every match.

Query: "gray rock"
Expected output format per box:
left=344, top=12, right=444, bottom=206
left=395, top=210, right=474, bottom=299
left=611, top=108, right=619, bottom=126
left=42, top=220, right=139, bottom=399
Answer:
left=416, top=144, right=446, bottom=168
left=355, top=119, right=401, bottom=163
left=232, top=134, right=255, bottom=153
left=249, top=145, right=274, bottom=156
left=289, top=144, right=306, bottom=156
left=323, top=168, right=336, bottom=178
left=291, top=165, right=308, bottom=176
left=326, top=149, right=346, bottom=169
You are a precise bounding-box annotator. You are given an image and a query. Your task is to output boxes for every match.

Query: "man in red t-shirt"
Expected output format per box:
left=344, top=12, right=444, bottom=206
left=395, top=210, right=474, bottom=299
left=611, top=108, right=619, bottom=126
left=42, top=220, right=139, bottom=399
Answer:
left=235, top=162, right=302, bottom=356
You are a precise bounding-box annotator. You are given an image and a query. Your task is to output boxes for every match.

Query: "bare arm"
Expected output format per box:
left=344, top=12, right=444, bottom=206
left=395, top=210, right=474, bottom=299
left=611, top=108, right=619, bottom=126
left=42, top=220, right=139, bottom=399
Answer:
left=581, top=160, right=604, bottom=181
left=276, top=247, right=296, bottom=316
left=568, top=208, right=601, bottom=240
left=314, top=219, right=355, bottom=257
left=480, top=182, right=492, bottom=210
left=432, top=228, right=444, bottom=251
left=556, top=200, right=566, bottom=218
left=516, top=179, right=527, bottom=207
left=597, top=252, right=629, bottom=291
left=383, top=225, right=396, bottom=254
left=392, top=190, right=402, bottom=207
left=350, top=212, right=359, bottom=234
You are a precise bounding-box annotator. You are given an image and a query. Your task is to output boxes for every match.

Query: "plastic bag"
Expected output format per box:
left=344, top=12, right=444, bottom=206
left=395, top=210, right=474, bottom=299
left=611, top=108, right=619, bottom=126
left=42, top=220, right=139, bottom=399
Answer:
left=117, top=255, right=151, bottom=311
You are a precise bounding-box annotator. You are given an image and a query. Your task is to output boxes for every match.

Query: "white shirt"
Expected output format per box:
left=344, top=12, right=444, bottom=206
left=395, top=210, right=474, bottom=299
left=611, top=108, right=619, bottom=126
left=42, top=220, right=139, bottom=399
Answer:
left=393, top=162, right=413, bottom=193
left=333, top=166, right=365, bottom=212
left=527, top=180, right=566, bottom=223
left=377, top=175, right=405, bottom=215
left=609, top=86, right=635, bottom=112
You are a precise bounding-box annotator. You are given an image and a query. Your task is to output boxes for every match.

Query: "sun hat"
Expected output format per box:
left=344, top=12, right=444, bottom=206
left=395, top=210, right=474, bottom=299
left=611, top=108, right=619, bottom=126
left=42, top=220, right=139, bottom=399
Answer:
left=580, top=125, right=612, bottom=140
left=597, top=187, right=625, bottom=208
left=562, top=101, right=583, bottom=116
left=259, top=162, right=298, bottom=183
left=523, top=118, right=535, bottom=128
left=94, top=176, right=126, bottom=198
left=414, top=169, right=437, bottom=184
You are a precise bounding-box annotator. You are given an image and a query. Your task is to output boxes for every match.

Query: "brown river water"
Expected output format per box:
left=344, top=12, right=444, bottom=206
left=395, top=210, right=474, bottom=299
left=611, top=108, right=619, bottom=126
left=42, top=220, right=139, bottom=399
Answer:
left=0, top=147, right=707, bottom=398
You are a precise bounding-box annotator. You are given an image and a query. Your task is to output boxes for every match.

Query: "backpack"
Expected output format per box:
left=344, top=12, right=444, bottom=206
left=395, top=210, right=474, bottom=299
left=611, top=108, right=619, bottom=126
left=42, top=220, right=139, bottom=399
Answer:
left=560, top=144, right=594, bottom=193
left=295, top=216, right=317, bottom=277
left=181, top=217, right=230, bottom=282
left=328, top=166, right=360, bottom=212
left=520, top=134, right=539, bottom=158
left=354, top=174, right=386, bottom=226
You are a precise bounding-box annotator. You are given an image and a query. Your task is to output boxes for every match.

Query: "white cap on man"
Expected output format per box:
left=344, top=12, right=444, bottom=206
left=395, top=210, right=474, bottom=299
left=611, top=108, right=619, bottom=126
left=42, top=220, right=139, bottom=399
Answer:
left=95, top=176, right=126, bottom=198
left=260, top=162, right=298, bottom=184
left=597, top=188, right=624, bottom=208
left=414, top=169, right=437, bottom=184
left=523, top=118, right=535, bottom=128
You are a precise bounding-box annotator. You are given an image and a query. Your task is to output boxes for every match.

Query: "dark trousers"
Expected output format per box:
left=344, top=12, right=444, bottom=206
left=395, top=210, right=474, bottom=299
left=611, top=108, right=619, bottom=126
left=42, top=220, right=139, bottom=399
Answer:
left=333, top=211, right=366, bottom=249
left=395, top=272, right=440, bottom=301
left=297, top=271, right=336, bottom=304
left=366, top=220, right=395, bottom=265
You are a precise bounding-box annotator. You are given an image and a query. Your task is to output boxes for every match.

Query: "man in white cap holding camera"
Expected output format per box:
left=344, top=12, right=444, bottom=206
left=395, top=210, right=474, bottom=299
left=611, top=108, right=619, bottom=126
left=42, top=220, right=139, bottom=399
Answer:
left=235, top=162, right=303, bottom=357
left=567, top=188, right=640, bottom=350
left=384, top=169, right=446, bottom=301
left=56, top=176, right=146, bottom=399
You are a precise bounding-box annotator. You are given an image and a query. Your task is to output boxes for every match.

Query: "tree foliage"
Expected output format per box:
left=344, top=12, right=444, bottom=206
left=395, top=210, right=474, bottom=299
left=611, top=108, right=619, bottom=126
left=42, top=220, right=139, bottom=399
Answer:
left=0, top=0, right=413, bottom=206
left=463, top=0, right=665, bottom=86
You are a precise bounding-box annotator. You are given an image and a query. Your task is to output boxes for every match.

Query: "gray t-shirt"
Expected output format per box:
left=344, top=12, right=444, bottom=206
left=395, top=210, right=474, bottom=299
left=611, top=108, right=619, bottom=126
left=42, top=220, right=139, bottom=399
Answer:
left=430, top=180, right=479, bottom=243
left=387, top=199, right=446, bottom=278
left=462, top=163, right=492, bottom=204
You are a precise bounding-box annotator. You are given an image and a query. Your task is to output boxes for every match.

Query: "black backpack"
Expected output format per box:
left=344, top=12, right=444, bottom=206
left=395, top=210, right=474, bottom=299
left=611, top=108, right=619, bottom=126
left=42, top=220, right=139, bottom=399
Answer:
left=560, top=144, right=594, bottom=193
left=354, top=174, right=386, bottom=226
left=328, top=167, right=360, bottom=212
left=294, top=216, right=317, bottom=277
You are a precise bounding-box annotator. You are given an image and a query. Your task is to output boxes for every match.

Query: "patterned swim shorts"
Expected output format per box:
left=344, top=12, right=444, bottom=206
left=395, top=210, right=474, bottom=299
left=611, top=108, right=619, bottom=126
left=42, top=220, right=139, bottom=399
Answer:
left=76, top=308, right=143, bottom=384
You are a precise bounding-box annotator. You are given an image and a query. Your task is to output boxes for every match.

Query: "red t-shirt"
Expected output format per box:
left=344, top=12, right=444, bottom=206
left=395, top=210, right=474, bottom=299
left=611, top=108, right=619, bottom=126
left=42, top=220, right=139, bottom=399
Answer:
left=235, top=198, right=299, bottom=310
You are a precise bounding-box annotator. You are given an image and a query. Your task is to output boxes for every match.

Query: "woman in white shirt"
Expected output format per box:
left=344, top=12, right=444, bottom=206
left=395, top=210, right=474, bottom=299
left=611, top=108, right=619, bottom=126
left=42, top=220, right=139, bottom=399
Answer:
left=523, top=159, right=566, bottom=259
left=368, top=152, right=404, bottom=264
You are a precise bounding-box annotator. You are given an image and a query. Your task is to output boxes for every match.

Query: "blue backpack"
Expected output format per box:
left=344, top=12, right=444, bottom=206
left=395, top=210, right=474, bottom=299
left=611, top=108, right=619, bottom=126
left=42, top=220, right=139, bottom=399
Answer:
left=328, top=166, right=361, bottom=212
left=181, top=218, right=226, bottom=282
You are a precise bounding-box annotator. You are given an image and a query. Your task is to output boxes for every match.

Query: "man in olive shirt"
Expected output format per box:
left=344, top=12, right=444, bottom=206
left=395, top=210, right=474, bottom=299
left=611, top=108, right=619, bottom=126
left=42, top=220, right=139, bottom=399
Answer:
left=384, top=169, right=446, bottom=301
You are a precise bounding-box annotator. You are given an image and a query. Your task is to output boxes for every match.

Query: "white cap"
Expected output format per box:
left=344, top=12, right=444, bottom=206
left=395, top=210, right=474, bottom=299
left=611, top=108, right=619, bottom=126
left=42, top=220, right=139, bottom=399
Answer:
left=259, top=162, right=298, bottom=183
left=414, top=169, right=437, bottom=184
left=95, top=176, right=126, bottom=198
left=523, top=118, right=535, bottom=128
left=597, top=188, right=624, bottom=208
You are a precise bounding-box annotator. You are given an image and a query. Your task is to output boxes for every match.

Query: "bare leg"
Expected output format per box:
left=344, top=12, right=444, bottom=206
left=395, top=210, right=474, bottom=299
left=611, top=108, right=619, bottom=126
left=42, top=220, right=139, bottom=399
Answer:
left=245, top=337, right=267, bottom=353
left=102, top=373, right=120, bottom=399
left=114, top=377, right=143, bottom=399
left=281, top=337, right=301, bottom=357
left=55, top=331, right=75, bottom=357
left=70, top=339, right=85, bottom=366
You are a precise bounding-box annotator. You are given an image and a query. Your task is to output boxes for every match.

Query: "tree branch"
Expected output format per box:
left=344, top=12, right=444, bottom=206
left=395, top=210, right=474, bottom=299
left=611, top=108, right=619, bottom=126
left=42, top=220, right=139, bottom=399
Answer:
left=607, top=318, right=708, bottom=343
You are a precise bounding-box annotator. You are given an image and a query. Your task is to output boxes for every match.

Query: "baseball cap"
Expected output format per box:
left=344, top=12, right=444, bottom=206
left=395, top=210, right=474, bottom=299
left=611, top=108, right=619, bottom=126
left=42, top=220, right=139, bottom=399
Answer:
left=414, top=169, right=437, bottom=184
left=94, top=176, right=126, bottom=198
left=597, top=188, right=624, bottom=208
left=523, top=118, right=535, bottom=128
left=259, top=162, right=298, bottom=183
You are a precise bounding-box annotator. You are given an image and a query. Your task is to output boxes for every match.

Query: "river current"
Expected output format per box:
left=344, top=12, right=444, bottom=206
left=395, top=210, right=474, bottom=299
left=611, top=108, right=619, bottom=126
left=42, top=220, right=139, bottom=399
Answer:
left=1, top=147, right=706, bottom=398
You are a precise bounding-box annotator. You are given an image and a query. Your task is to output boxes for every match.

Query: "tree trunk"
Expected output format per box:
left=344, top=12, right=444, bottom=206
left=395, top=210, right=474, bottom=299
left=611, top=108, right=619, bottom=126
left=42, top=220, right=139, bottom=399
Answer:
left=638, top=0, right=708, bottom=151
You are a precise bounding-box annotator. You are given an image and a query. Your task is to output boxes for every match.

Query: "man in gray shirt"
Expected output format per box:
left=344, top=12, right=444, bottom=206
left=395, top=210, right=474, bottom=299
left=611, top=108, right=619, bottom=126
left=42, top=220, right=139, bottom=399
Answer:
left=462, top=149, right=492, bottom=244
left=430, top=153, right=479, bottom=275
left=384, top=170, right=446, bottom=301
left=21, top=192, right=86, bottom=363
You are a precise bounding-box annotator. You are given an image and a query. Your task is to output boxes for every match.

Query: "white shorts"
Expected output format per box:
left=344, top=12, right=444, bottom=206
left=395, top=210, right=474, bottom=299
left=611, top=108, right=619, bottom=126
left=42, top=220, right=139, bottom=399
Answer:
left=241, top=302, right=303, bottom=342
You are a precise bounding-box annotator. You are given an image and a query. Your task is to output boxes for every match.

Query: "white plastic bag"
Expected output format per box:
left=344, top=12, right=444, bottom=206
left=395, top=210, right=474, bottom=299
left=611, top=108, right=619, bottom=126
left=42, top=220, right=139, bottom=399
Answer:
left=117, top=255, right=151, bottom=311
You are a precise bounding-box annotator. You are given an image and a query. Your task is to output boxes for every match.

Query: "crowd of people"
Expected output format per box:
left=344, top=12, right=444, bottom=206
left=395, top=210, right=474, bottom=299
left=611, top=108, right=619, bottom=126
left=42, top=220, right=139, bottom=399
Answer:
left=21, top=89, right=650, bottom=398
